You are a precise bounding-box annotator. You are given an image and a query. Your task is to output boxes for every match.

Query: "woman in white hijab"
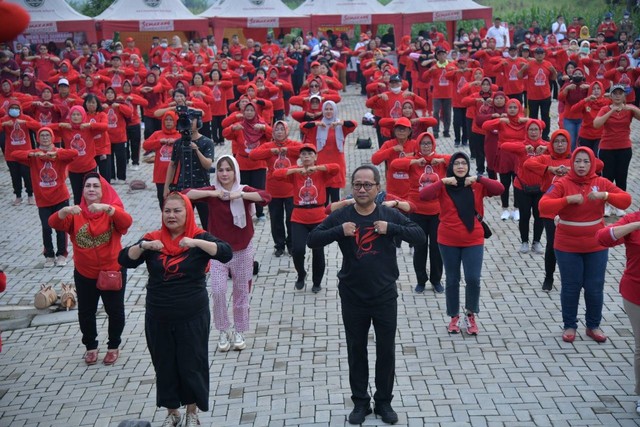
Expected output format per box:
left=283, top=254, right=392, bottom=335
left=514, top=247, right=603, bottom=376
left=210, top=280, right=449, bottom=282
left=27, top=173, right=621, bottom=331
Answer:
left=186, top=155, right=272, bottom=352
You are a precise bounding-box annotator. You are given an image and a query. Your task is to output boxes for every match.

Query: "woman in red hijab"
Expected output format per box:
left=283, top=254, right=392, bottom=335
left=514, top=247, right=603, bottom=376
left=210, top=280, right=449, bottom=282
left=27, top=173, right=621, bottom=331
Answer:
left=119, top=192, right=232, bottom=427
left=49, top=173, right=133, bottom=366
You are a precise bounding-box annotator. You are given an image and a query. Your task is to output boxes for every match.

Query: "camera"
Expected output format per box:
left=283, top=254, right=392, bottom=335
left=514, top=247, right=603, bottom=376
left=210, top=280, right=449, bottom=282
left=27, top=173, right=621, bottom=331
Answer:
left=176, top=105, right=192, bottom=133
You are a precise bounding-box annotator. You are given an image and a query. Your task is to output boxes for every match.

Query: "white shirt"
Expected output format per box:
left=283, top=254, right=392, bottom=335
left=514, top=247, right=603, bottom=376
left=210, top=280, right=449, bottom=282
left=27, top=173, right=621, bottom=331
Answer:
left=486, top=25, right=510, bottom=48
left=552, top=22, right=567, bottom=41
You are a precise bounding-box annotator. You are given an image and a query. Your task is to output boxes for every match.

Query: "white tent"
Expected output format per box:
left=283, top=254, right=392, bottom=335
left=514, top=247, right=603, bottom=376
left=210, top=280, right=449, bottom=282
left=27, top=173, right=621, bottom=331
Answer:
left=95, top=0, right=209, bottom=36
left=6, top=0, right=96, bottom=39
left=295, top=0, right=400, bottom=30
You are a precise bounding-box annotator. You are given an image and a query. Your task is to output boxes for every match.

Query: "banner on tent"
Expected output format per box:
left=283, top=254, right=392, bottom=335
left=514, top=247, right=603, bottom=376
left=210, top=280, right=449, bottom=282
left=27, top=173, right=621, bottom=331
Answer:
left=26, top=21, right=58, bottom=33
left=341, top=14, right=371, bottom=25
left=319, top=25, right=354, bottom=39
left=247, top=17, right=279, bottom=28
left=433, top=10, right=463, bottom=21
left=140, top=20, right=175, bottom=31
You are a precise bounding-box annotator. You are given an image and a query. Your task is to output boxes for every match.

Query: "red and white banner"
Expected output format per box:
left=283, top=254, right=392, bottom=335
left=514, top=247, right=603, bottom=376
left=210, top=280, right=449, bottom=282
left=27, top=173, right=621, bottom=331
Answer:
left=341, top=14, right=371, bottom=25
left=26, top=21, right=58, bottom=33
left=247, top=17, right=279, bottom=28
left=139, top=20, right=175, bottom=32
left=433, top=10, right=463, bottom=21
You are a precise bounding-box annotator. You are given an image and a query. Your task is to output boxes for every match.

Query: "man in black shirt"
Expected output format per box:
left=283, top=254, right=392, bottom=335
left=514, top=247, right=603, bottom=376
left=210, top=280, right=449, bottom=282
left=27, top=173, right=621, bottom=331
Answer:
left=308, top=165, right=425, bottom=425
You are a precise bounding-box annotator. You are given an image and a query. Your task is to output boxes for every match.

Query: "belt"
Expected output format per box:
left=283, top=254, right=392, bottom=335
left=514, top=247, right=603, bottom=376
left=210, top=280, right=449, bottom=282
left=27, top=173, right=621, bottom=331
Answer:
left=294, top=204, right=321, bottom=209
left=556, top=218, right=602, bottom=227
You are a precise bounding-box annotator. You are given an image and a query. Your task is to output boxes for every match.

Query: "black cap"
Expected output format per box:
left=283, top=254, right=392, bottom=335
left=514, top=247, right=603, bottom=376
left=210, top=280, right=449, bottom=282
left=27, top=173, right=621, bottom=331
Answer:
left=534, top=47, right=545, bottom=54
left=151, top=64, right=161, bottom=70
left=508, top=45, right=517, bottom=51
left=110, top=55, right=121, bottom=60
left=389, top=74, right=402, bottom=83
left=611, top=84, right=626, bottom=93
left=435, top=47, right=447, bottom=54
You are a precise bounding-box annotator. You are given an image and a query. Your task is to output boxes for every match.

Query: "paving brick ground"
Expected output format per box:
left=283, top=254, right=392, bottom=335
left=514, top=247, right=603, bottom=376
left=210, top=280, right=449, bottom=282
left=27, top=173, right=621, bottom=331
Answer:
left=1, top=84, right=640, bottom=426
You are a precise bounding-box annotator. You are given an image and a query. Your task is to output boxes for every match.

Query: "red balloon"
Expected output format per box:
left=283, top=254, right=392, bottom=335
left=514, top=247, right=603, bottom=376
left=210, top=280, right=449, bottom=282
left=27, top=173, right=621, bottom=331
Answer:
left=0, top=1, right=30, bottom=43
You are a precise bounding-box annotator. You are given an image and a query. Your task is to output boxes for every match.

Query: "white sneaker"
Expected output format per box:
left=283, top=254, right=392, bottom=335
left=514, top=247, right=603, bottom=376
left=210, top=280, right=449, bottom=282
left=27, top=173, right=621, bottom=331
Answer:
left=217, top=331, right=231, bottom=352
left=233, top=331, right=246, bottom=350
left=55, top=255, right=67, bottom=267
left=161, top=413, right=181, bottom=427
left=131, top=164, right=140, bottom=171
left=604, top=204, right=611, bottom=217
left=615, top=208, right=626, bottom=217
left=531, top=242, right=544, bottom=254
left=519, top=242, right=530, bottom=254
left=636, top=400, right=640, bottom=415
left=500, top=210, right=510, bottom=221
left=183, top=412, right=200, bottom=427
left=44, top=257, right=55, bottom=268
left=511, top=209, right=520, bottom=221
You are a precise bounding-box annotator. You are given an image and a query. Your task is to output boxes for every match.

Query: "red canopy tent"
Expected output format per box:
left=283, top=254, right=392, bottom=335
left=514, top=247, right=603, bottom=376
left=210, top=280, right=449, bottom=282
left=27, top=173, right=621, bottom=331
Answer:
left=200, top=0, right=310, bottom=47
left=6, top=0, right=97, bottom=42
left=385, top=0, right=493, bottom=45
left=94, top=0, right=209, bottom=38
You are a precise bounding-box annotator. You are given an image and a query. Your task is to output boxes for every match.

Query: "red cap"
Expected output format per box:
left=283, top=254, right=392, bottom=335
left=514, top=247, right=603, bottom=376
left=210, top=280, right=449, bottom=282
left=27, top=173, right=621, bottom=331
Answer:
left=311, top=61, right=321, bottom=67
left=126, top=37, right=134, bottom=42
left=394, top=117, right=412, bottom=128
left=299, top=143, right=317, bottom=153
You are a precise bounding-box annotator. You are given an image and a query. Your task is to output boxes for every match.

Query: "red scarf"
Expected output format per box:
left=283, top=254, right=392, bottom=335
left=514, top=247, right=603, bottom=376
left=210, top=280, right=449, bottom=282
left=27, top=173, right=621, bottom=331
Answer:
left=79, top=175, right=124, bottom=236
left=241, top=101, right=266, bottom=146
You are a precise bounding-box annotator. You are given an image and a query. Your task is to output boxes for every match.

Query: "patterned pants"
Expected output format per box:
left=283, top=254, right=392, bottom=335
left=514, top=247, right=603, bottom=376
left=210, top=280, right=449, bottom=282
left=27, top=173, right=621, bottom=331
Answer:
left=211, top=243, right=254, bottom=333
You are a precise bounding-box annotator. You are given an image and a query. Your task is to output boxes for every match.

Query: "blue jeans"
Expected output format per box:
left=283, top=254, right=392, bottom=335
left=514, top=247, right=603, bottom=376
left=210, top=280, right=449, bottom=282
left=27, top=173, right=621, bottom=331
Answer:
left=562, top=118, right=583, bottom=151
left=439, top=244, right=483, bottom=317
left=555, top=249, right=608, bottom=330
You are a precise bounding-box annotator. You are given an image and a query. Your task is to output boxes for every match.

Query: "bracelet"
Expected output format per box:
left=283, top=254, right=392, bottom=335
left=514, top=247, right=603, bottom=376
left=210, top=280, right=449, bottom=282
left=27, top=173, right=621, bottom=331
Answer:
left=107, top=205, right=114, bottom=215
left=240, top=191, right=245, bottom=199
left=138, top=241, right=145, bottom=250
left=394, top=200, right=399, bottom=208
left=604, top=191, right=609, bottom=201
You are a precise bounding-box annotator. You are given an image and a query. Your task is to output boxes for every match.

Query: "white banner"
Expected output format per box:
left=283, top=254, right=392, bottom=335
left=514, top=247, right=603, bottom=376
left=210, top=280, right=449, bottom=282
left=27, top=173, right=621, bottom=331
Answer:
left=247, top=17, right=279, bottom=28
left=139, top=20, right=175, bottom=32
left=26, top=21, right=58, bottom=33
left=341, top=14, right=372, bottom=25
left=433, top=10, right=463, bottom=21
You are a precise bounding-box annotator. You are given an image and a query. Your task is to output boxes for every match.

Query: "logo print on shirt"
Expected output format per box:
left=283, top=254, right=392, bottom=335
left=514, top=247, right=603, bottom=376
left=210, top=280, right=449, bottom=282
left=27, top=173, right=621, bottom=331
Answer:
left=213, top=84, right=222, bottom=102
left=419, top=165, right=437, bottom=190
left=354, top=225, right=380, bottom=259
left=158, top=252, right=189, bottom=281
left=39, top=111, right=52, bottom=125
left=298, top=176, right=318, bottom=205
left=111, top=73, right=122, bottom=88
left=509, top=64, right=518, bottom=81
left=159, top=143, right=172, bottom=162
left=439, top=69, right=449, bottom=86
left=107, top=108, right=118, bottom=128
left=534, top=68, right=547, bottom=86
left=457, top=76, right=467, bottom=93
left=273, top=151, right=290, bottom=169
left=10, top=121, right=26, bottom=146
left=389, top=100, right=402, bottom=119
left=39, top=161, right=57, bottom=187
left=70, top=133, right=87, bottom=155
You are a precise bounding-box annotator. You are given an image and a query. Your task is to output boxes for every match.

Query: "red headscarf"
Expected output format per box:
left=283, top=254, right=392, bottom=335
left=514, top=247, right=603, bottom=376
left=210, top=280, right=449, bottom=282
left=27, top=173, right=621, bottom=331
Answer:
left=79, top=173, right=125, bottom=236
left=523, top=119, right=546, bottom=146
left=143, top=192, right=206, bottom=256
left=567, top=146, right=598, bottom=184
left=549, top=129, right=572, bottom=158
left=506, top=98, right=526, bottom=130
left=241, top=101, right=266, bottom=146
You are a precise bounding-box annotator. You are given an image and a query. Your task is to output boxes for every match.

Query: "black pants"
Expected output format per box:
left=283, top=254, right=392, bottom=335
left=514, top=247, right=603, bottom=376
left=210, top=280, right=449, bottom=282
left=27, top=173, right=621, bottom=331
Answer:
left=464, top=118, right=472, bottom=146
left=212, top=115, right=225, bottom=144
left=7, top=160, right=32, bottom=198
left=326, top=187, right=340, bottom=206
left=341, top=297, right=397, bottom=406
left=126, top=124, right=141, bottom=165
left=199, top=121, right=212, bottom=140
left=469, top=132, right=485, bottom=173
left=69, top=169, right=95, bottom=205
left=240, top=169, right=266, bottom=217
left=146, top=309, right=210, bottom=412
left=273, top=109, right=285, bottom=123
left=453, top=107, right=468, bottom=145
left=499, top=172, right=516, bottom=209
left=110, top=143, right=127, bottom=181
left=528, top=97, right=552, bottom=140
left=143, top=116, right=161, bottom=140
left=410, top=213, right=442, bottom=286
left=38, top=200, right=69, bottom=258
left=509, top=92, right=524, bottom=105
left=432, top=98, right=452, bottom=136
left=599, top=148, right=632, bottom=191
left=514, top=188, right=543, bottom=243
left=95, top=154, right=112, bottom=182
left=578, top=137, right=600, bottom=155
left=155, top=183, right=165, bottom=210
left=291, top=221, right=324, bottom=285
left=269, top=197, right=293, bottom=251
left=292, top=73, right=304, bottom=95
left=74, top=268, right=126, bottom=351
left=543, top=218, right=556, bottom=280
left=190, top=200, right=209, bottom=231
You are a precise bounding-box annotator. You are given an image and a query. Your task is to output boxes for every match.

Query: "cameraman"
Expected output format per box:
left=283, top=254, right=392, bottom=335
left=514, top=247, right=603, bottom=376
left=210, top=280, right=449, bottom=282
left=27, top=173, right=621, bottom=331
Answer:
left=163, top=93, right=215, bottom=229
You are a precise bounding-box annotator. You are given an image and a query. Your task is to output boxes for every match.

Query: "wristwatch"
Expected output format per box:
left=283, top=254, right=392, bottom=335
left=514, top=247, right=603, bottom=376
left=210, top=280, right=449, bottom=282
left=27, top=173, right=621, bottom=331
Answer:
left=240, top=191, right=245, bottom=199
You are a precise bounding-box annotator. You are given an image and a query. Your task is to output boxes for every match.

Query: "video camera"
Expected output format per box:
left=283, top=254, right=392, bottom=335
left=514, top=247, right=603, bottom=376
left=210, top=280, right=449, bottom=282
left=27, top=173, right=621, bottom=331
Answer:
left=175, top=105, right=203, bottom=141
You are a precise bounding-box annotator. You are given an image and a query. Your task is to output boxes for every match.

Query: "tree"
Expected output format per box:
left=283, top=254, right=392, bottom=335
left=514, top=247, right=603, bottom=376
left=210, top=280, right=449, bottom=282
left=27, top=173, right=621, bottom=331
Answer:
left=81, top=0, right=114, bottom=17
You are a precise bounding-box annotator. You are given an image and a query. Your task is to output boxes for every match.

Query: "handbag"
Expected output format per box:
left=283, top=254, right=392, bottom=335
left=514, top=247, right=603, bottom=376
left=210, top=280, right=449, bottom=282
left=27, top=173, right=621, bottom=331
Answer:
left=356, top=137, right=372, bottom=149
left=476, top=213, right=492, bottom=239
left=96, top=270, right=122, bottom=291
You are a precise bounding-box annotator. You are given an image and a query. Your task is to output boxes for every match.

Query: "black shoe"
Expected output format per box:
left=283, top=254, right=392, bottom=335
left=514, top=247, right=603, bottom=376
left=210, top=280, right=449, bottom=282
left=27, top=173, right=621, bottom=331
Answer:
left=374, top=402, right=398, bottom=424
left=433, top=134, right=439, bottom=139
left=454, top=142, right=461, bottom=147
left=295, top=274, right=306, bottom=290
left=253, top=261, right=259, bottom=275
left=542, top=278, right=553, bottom=292
left=443, top=132, right=450, bottom=138
left=274, top=248, right=285, bottom=257
left=348, top=405, right=372, bottom=424
left=432, top=282, right=444, bottom=294
left=312, top=284, right=322, bottom=293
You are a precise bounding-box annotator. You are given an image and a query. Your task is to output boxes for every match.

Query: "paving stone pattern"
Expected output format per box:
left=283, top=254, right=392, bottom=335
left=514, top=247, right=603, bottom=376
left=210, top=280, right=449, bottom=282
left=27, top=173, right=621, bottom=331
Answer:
left=1, top=85, right=640, bottom=426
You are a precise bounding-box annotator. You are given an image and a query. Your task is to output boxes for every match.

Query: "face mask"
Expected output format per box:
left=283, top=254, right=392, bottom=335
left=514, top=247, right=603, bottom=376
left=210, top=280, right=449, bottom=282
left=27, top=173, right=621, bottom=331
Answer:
left=262, top=66, right=269, bottom=71
left=160, top=43, right=168, bottom=49
left=116, top=50, right=123, bottom=55
left=9, top=108, right=20, bottom=118
left=390, top=86, right=402, bottom=94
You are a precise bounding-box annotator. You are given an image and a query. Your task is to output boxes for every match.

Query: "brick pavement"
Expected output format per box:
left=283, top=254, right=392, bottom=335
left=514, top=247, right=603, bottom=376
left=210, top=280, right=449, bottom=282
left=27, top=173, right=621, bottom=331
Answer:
left=1, top=84, right=640, bottom=426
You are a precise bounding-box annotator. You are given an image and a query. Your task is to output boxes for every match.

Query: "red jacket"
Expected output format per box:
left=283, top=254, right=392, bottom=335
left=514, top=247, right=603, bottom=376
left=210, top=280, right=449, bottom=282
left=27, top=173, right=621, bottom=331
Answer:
left=1, top=114, right=40, bottom=161
left=104, top=102, right=133, bottom=143
left=249, top=139, right=303, bottom=198
left=371, top=138, right=417, bottom=198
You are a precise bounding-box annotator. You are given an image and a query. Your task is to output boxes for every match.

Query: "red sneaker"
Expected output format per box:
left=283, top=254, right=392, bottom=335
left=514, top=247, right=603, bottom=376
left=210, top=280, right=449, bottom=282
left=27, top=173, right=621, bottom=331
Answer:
left=447, top=316, right=460, bottom=333
left=465, top=313, right=479, bottom=335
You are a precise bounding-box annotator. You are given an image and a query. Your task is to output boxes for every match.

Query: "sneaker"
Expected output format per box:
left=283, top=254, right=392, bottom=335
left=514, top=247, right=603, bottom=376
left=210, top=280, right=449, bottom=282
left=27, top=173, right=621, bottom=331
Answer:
left=465, top=313, right=479, bottom=335
left=443, top=132, right=451, bottom=138
left=511, top=209, right=520, bottom=221
left=131, top=164, right=140, bottom=171
left=636, top=400, right=640, bottom=415
left=542, top=277, right=553, bottom=292
left=531, top=242, right=544, bottom=254
left=27, top=196, right=36, bottom=205
left=294, top=274, right=306, bottom=290
left=448, top=316, right=460, bottom=333
left=55, top=255, right=67, bottom=267
left=348, top=404, right=372, bottom=424
left=274, top=248, right=285, bottom=257
left=232, top=331, right=246, bottom=350
left=615, top=208, right=626, bottom=217
left=454, top=142, right=461, bottom=147
left=12, top=197, right=22, bottom=206
left=256, top=216, right=266, bottom=223
left=312, top=284, right=322, bottom=293
left=161, top=413, right=181, bottom=427
left=414, top=283, right=425, bottom=293
left=183, top=412, right=200, bottom=427
left=500, top=210, right=510, bottom=221
left=44, top=257, right=55, bottom=268
left=519, top=242, right=530, bottom=254
left=432, top=282, right=444, bottom=293
left=374, top=402, right=399, bottom=424
left=218, top=331, right=231, bottom=352
left=604, top=204, right=612, bottom=217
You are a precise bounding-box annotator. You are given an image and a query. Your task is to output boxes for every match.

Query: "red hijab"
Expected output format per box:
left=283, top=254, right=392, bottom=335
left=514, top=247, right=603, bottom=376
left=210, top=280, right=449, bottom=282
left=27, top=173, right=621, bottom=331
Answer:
left=241, top=101, right=266, bottom=146
left=506, top=98, right=526, bottom=130
left=79, top=173, right=124, bottom=235
left=143, top=192, right=206, bottom=256
left=567, top=146, right=598, bottom=184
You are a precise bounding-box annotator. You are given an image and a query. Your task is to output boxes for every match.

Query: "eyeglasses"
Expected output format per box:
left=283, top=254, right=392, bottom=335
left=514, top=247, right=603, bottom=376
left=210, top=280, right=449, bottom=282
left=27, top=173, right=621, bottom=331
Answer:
left=309, top=84, right=319, bottom=88
left=453, top=161, right=468, bottom=166
left=352, top=182, right=377, bottom=190
left=420, top=141, right=433, bottom=146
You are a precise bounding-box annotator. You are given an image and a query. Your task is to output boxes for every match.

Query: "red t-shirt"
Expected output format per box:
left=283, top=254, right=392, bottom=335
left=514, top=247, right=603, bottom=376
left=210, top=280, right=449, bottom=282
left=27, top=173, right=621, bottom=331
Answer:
left=596, top=106, right=633, bottom=150
left=142, top=129, right=180, bottom=183
left=523, top=60, right=554, bottom=100
left=249, top=140, right=302, bottom=198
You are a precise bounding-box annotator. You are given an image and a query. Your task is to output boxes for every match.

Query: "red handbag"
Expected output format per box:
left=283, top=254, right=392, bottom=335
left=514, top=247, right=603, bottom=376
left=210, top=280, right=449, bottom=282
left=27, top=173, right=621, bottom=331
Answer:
left=96, top=271, right=122, bottom=291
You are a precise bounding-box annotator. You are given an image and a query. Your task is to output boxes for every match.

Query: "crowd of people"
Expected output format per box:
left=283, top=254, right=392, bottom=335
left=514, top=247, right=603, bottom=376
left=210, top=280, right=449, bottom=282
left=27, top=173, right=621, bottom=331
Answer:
left=3, top=12, right=640, bottom=424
